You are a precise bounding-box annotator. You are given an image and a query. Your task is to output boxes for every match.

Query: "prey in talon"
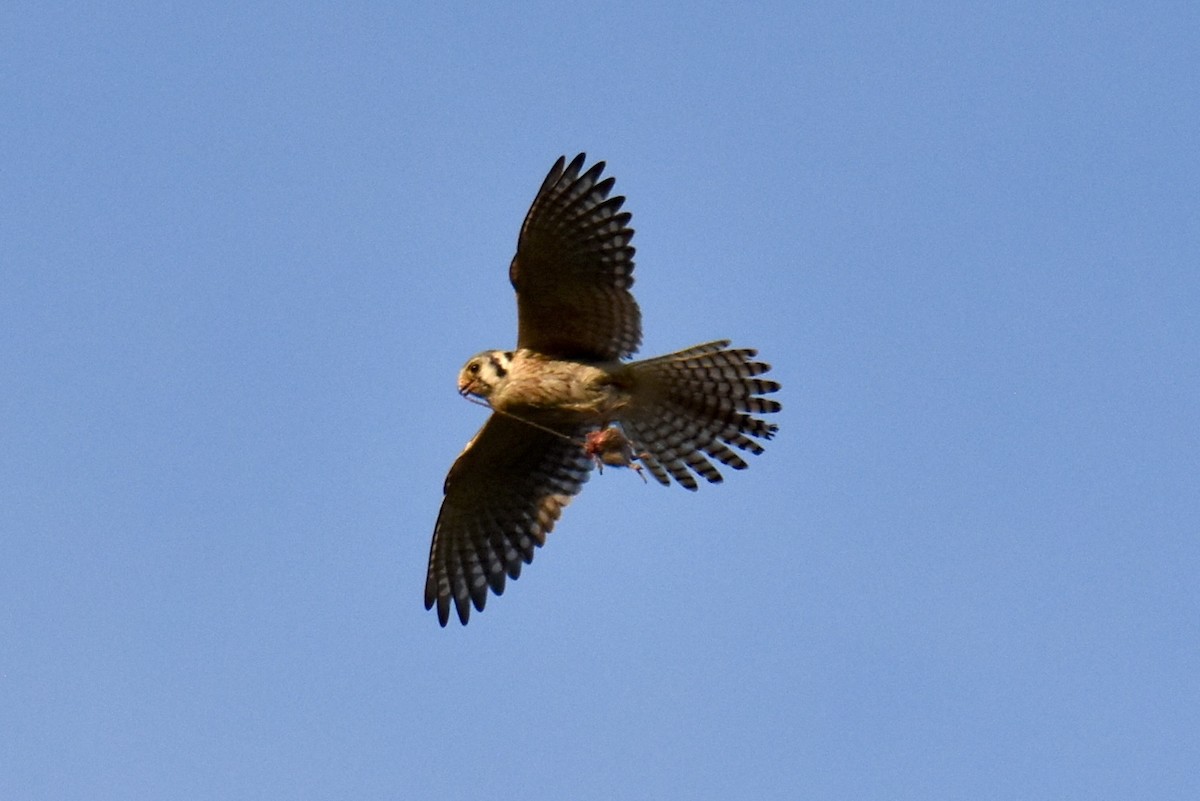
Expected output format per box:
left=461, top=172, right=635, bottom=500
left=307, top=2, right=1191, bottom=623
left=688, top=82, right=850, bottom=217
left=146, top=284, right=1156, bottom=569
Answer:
left=585, top=425, right=646, bottom=479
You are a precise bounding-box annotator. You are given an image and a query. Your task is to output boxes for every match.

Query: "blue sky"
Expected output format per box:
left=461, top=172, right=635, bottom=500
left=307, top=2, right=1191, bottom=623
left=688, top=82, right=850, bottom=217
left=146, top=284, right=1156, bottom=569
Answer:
left=2, top=3, right=1197, bottom=799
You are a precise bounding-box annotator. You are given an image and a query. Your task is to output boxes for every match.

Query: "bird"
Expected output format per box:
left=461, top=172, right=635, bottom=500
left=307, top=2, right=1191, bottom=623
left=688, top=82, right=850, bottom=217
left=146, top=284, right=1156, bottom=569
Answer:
left=424, top=153, right=781, bottom=626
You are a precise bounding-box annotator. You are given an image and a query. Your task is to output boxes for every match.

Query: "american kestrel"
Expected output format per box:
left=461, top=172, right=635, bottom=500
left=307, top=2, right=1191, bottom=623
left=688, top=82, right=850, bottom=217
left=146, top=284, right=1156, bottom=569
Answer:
left=425, top=154, right=781, bottom=626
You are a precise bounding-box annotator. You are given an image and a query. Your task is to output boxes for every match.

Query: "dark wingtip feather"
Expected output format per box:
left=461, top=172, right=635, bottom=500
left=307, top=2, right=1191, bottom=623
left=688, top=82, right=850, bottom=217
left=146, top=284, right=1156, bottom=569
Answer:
left=566, top=152, right=587, bottom=176
left=453, top=592, right=471, bottom=626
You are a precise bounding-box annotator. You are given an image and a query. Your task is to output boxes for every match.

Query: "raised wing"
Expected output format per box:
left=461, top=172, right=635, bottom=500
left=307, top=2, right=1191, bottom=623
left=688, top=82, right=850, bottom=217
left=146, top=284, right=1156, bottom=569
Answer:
left=424, top=413, right=595, bottom=626
left=509, top=154, right=642, bottom=361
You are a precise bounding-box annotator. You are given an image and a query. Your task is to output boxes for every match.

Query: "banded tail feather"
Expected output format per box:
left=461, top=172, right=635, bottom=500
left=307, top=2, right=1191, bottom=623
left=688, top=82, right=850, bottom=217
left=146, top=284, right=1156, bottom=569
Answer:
left=618, top=340, right=781, bottom=490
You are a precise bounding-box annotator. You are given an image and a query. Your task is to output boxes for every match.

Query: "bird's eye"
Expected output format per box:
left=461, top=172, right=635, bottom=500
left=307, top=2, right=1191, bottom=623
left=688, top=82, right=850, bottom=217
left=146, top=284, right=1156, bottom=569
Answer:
left=467, top=362, right=480, bottom=375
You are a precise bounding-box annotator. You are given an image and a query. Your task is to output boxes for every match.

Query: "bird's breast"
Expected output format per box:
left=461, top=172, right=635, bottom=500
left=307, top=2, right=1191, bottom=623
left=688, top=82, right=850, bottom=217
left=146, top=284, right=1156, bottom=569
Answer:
left=490, top=355, right=627, bottom=421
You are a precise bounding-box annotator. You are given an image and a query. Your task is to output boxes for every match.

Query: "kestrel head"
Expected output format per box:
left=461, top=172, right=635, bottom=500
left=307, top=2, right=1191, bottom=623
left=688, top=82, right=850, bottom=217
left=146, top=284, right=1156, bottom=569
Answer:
left=457, top=350, right=514, bottom=400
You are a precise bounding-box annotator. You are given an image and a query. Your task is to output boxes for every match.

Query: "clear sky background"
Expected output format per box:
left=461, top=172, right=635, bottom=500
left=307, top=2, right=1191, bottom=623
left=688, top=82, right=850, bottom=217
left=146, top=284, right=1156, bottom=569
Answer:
left=2, top=3, right=1197, bottom=799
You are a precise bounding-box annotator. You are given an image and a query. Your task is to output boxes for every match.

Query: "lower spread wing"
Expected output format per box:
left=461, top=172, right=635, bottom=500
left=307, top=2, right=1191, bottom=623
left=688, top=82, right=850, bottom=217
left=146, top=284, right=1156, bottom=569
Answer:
left=509, top=154, right=642, bottom=361
left=424, top=413, right=595, bottom=626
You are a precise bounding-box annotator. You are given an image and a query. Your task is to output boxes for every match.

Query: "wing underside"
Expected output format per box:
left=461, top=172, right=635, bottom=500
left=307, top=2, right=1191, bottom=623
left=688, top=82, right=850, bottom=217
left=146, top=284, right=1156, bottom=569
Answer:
left=509, top=154, right=642, bottom=361
left=424, top=413, right=595, bottom=626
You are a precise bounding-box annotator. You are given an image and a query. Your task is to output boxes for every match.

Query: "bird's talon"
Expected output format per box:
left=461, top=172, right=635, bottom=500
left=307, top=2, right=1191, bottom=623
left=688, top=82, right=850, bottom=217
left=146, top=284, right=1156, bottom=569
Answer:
left=585, top=427, right=642, bottom=478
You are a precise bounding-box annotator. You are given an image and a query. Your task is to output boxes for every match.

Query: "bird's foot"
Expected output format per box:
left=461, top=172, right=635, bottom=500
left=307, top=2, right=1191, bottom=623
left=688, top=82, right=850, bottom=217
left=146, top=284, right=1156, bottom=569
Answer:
left=584, top=426, right=647, bottom=482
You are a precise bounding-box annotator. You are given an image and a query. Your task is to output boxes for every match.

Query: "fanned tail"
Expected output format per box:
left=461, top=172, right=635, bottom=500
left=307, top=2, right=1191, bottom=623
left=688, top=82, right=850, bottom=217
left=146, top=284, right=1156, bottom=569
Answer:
left=617, top=340, right=781, bottom=490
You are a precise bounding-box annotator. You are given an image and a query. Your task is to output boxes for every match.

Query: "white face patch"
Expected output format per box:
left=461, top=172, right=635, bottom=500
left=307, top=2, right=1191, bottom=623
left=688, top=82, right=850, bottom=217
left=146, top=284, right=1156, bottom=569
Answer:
left=458, top=350, right=514, bottom=399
